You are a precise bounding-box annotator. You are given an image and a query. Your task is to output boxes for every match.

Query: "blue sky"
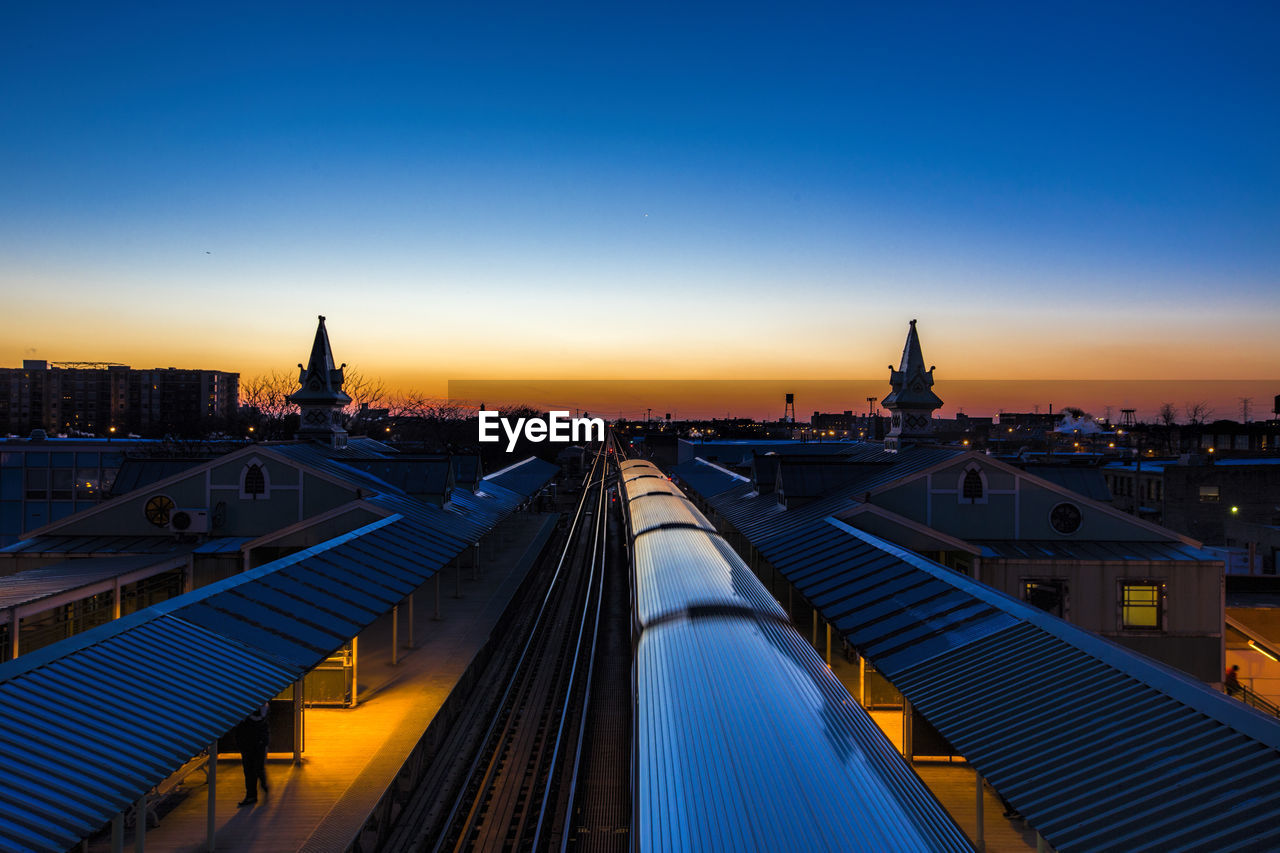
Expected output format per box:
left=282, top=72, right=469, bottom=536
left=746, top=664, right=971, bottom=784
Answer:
left=1, top=2, right=1276, bottom=401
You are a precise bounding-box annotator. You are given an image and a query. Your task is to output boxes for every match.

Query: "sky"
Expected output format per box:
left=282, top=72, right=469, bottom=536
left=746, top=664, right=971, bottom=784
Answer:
left=1, top=2, right=1277, bottom=418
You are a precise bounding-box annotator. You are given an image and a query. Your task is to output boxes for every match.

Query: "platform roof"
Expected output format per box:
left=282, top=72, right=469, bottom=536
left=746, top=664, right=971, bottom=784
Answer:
left=0, top=514, right=447, bottom=851
left=0, top=555, right=188, bottom=625
left=760, top=517, right=1280, bottom=852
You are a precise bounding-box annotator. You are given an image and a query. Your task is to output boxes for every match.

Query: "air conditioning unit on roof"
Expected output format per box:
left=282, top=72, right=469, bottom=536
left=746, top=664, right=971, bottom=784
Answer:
left=169, top=508, right=209, bottom=534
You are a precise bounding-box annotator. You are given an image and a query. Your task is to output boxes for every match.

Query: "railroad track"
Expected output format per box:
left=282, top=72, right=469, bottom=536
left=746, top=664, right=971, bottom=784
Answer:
left=384, top=439, right=620, bottom=853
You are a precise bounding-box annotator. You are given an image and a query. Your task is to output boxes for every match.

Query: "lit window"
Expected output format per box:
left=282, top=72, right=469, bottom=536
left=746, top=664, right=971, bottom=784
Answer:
left=1198, top=485, right=1219, bottom=503
left=1121, top=581, right=1163, bottom=630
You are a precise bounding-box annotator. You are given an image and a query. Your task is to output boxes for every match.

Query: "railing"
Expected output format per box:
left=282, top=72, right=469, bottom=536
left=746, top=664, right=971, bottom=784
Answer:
left=1227, top=682, right=1280, bottom=718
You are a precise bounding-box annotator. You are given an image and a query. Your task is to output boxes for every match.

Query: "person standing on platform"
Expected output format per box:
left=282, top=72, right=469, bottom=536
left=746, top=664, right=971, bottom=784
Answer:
left=235, top=702, right=271, bottom=806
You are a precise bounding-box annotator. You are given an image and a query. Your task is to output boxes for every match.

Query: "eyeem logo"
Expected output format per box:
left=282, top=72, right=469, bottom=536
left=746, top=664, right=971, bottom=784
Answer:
left=478, top=410, right=605, bottom=452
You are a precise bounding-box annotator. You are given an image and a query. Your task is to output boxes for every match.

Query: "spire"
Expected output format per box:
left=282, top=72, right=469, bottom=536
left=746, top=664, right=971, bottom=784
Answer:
left=882, top=319, right=943, bottom=451
left=897, top=318, right=926, bottom=374
left=288, top=315, right=351, bottom=447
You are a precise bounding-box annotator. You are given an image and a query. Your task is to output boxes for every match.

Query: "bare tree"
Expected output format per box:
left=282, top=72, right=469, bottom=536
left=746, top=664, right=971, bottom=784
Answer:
left=1184, top=401, right=1213, bottom=426
left=340, top=366, right=390, bottom=432
left=1158, top=402, right=1178, bottom=427
left=240, top=369, right=297, bottom=420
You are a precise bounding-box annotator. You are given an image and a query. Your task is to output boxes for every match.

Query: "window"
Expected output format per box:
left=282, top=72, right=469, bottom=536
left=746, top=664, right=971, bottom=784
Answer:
left=239, top=459, right=270, bottom=500
left=1121, top=581, right=1163, bottom=630
left=963, top=470, right=984, bottom=500
left=958, top=464, right=988, bottom=505
left=1024, top=579, right=1067, bottom=618
left=1198, top=485, right=1219, bottom=503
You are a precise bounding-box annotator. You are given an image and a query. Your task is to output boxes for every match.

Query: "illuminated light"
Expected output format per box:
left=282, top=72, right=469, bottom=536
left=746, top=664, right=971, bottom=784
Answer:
left=1231, top=506, right=1239, bottom=514
left=1249, top=640, right=1280, bottom=662
left=1208, top=447, right=1215, bottom=454
left=1108, top=442, right=1115, bottom=448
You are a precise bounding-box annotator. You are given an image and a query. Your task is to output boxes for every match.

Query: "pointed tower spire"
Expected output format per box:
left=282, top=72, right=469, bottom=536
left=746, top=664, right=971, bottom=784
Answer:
left=882, top=319, right=943, bottom=452
left=288, top=315, right=352, bottom=448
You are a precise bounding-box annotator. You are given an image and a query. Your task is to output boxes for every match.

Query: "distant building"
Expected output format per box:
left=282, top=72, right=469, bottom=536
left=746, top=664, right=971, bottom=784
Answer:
left=0, top=360, right=239, bottom=437
left=0, top=437, right=155, bottom=547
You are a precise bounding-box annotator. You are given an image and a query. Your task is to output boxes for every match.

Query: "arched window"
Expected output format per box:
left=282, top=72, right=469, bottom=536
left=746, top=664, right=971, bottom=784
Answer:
left=963, top=469, right=984, bottom=500
left=239, top=459, right=270, bottom=500
left=958, top=464, right=988, bottom=505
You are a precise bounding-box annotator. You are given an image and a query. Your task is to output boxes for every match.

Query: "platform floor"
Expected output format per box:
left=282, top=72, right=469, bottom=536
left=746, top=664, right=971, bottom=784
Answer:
left=101, top=512, right=558, bottom=853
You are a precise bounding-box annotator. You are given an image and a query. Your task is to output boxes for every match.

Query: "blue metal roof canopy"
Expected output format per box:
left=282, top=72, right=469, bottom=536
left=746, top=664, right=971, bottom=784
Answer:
left=763, top=517, right=1280, bottom=853
left=0, top=514, right=449, bottom=851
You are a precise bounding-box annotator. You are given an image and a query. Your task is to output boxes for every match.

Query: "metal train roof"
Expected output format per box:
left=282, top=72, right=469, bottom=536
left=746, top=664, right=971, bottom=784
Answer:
left=632, top=526, right=785, bottom=627
left=755, top=517, right=1280, bottom=852
left=627, top=494, right=717, bottom=538
left=636, top=615, right=972, bottom=852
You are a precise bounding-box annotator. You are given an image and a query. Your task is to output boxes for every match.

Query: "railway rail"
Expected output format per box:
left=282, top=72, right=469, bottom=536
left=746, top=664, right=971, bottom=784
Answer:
left=384, top=439, right=623, bottom=853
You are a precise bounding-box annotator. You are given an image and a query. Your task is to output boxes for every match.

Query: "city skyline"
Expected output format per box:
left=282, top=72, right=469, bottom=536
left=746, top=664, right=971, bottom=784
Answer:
left=2, top=4, right=1277, bottom=410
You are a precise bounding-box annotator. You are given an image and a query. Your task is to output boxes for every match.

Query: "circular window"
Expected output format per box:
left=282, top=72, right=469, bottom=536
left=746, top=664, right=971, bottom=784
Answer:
left=1050, top=502, right=1082, bottom=535
left=144, top=495, right=175, bottom=527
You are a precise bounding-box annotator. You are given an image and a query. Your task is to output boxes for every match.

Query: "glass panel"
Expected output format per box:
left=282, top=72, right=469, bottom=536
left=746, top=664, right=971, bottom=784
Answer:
left=0, top=468, right=21, bottom=500
left=50, top=468, right=73, bottom=500
left=75, top=468, right=99, bottom=500
left=1122, top=583, right=1161, bottom=628
left=25, top=468, right=48, bottom=499
left=51, top=452, right=74, bottom=467
left=24, top=452, right=48, bottom=467
left=76, top=452, right=100, bottom=466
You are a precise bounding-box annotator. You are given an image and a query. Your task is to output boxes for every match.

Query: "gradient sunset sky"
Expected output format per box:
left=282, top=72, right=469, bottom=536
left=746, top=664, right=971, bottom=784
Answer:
left=1, top=3, right=1276, bottom=417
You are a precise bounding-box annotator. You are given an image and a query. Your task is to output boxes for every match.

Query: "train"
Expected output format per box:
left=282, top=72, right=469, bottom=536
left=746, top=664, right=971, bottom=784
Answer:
left=619, top=458, right=972, bottom=852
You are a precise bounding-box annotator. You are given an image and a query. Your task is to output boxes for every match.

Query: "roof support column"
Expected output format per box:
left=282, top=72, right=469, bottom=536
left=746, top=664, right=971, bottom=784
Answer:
left=811, top=604, right=818, bottom=648
left=391, top=605, right=399, bottom=666
left=1036, top=833, right=1045, bottom=852
left=455, top=560, right=462, bottom=599
left=134, top=793, right=146, bottom=852
left=858, top=655, right=866, bottom=707
left=111, top=812, right=123, bottom=853
left=406, top=592, right=415, bottom=649
left=206, top=740, right=217, bottom=851
left=293, top=679, right=304, bottom=763
left=113, top=577, right=122, bottom=620
left=473, top=542, right=479, bottom=580
left=351, top=636, right=359, bottom=707
left=903, top=698, right=914, bottom=762
left=825, top=622, right=831, bottom=667
left=8, top=608, right=17, bottom=660
left=433, top=574, right=441, bottom=621
left=975, top=772, right=985, bottom=851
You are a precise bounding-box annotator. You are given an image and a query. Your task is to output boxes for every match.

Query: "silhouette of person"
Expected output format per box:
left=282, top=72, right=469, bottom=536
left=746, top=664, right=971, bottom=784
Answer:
left=235, top=702, right=270, bottom=806
left=1225, top=664, right=1242, bottom=697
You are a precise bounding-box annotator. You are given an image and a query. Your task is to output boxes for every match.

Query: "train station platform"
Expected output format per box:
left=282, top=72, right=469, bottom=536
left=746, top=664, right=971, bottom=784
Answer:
left=827, top=653, right=1044, bottom=853
left=93, top=512, right=558, bottom=853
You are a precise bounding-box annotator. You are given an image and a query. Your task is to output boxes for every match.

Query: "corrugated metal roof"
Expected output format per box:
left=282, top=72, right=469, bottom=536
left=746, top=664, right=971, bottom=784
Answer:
left=974, top=539, right=1214, bottom=562
left=1, top=535, right=197, bottom=556
left=669, top=459, right=749, bottom=497
left=0, top=514, right=460, bottom=852
left=108, top=458, right=208, bottom=497
left=766, top=518, right=1280, bottom=852
left=480, top=456, right=558, bottom=497
left=192, top=536, right=253, bottom=555
left=0, top=556, right=186, bottom=616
